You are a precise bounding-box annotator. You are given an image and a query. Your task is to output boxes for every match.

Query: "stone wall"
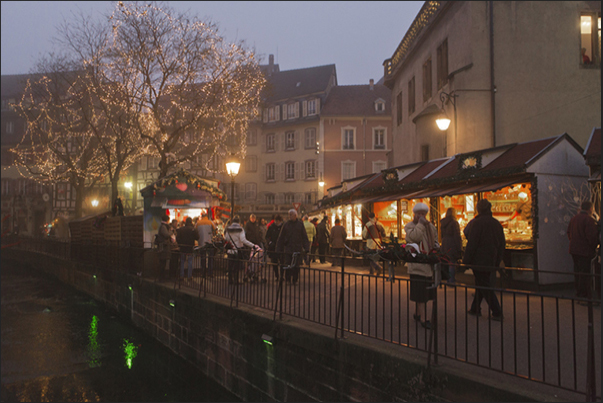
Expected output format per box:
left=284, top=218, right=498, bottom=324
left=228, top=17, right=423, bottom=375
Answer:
left=4, top=249, right=561, bottom=402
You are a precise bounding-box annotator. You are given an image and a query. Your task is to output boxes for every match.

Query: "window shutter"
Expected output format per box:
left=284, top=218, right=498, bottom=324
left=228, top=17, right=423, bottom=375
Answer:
left=262, top=164, right=266, bottom=182
left=275, top=105, right=280, bottom=121
left=261, top=133, right=266, bottom=153
left=263, top=109, right=268, bottom=123
left=279, top=163, right=285, bottom=182
left=275, top=133, right=280, bottom=152
left=316, top=98, right=320, bottom=114
left=295, top=162, right=300, bottom=180
left=294, top=131, right=300, bottom=150
left=282, top=104, right=287, bottom=120
left=302, top=101, right=307, bottom=117
left=295, top=102, right=300, bottom=118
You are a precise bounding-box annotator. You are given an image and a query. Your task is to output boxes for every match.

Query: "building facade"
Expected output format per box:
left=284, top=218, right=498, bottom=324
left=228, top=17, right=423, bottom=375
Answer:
left=320, top=80, right=392, bottom=194
left=383, top=1, right=601, bottom=166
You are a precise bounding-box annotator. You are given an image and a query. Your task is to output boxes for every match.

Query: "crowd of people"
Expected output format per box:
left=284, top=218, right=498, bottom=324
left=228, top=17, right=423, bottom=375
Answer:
left=154, top=199, right=601, bottom=319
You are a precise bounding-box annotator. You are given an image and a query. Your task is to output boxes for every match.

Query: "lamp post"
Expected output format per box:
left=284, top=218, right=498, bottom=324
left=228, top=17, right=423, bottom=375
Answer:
left=436, top=91, right=458, bottom=157
left=225, top=155, right=241, bottom=223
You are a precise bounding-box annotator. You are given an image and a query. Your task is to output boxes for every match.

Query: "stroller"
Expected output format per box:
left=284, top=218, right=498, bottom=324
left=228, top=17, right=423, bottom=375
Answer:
left=244, top=246, right=267, bottom=283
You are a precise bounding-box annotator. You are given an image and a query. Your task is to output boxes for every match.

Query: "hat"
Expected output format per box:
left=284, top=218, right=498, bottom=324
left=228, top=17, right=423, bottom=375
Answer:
left=413, top=202, right=430, bottom=213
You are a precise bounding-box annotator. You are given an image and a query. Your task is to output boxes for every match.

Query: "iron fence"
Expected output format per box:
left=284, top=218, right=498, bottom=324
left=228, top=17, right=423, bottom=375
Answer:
left=8, top=237, right=600, bottom=401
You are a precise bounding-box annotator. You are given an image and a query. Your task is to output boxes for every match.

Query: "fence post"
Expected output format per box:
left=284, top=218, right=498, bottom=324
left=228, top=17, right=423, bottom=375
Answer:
left=427, top=262, right=440, bottom=368
left=586, top=260, right=597, bottom=402
left=334, top=254, right=345, bottom=339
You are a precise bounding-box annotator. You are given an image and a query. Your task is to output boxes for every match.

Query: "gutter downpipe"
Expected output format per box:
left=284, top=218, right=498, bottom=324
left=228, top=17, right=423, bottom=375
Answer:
left=489, top=0, right=496, bottom=147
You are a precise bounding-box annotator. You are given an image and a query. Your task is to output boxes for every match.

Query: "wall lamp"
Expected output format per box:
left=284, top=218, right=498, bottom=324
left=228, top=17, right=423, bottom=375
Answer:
left=261, top=334, right=274, bottom=346
left=436, top=91, right=459, bottom=156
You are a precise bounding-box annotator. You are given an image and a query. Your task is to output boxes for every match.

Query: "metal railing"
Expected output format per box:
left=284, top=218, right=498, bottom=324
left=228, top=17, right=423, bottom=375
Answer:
left=7, top=237, right=600, bottom=401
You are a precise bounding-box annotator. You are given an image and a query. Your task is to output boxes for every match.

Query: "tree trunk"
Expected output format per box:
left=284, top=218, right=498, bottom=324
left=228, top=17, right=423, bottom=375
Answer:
left=111, top=179, right=119, bottom=210
left=73, top=182, right=86, bottom=219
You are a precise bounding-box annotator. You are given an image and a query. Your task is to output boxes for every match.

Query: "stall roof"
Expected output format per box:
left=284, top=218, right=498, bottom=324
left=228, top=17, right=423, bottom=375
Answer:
left=584, top=127, right=601, bottom=166
left=399, top=158, right=449, bottom=184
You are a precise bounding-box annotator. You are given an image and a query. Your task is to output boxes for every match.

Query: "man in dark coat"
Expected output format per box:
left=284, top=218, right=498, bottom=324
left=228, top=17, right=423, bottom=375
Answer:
left=315, top=217, right=330, bottom=264
left=244, top=214, right=263, bottom=247
left=567, top=201, right=600, bottom=299
left=276, top=209, right=310, bottom=284
left=265, top=215, right=284, bottom=280
left=440, top=207, right=462, bottom=283
left=176, top=217, right=199, bottom=279
left=463, top=199, right=505, bottom=320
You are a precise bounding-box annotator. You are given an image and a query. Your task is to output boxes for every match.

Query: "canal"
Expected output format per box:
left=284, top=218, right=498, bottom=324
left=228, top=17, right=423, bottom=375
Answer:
left=0, top=260, right=240, bottom=402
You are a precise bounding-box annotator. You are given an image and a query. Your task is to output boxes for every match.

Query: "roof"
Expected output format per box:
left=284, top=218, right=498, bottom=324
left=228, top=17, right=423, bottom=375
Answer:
left=320, top=84, right=391, bottom=116
left=482, top=136, right=559, bottom=172
left=1, top=74, right=32, bottom=98
left=400, top=159, right=447, bottom=184
left=584, top=127, right=601, bottom=165
left=263, top=64, right=336, bottom=102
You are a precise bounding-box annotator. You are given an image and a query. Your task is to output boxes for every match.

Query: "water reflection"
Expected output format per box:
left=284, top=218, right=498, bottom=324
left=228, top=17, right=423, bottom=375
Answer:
left=1, top=259, right=240, bottom=402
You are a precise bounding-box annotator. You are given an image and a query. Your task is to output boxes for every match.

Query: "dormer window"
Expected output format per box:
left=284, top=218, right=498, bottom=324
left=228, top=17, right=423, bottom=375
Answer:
left=375, top=98, right=386, bottom=113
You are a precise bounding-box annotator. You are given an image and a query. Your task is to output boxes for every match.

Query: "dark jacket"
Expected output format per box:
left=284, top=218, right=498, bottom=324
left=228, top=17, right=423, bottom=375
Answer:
left=276, top=219, right=310, bottom=254
left=316, top=220, right=330, bottom=244
left=330, top=225, right=347, bottom=248
left=244, top=220, right=263, bottom=245
left=440, top=216, right=462, bottom=261
left=176, top=223, right=199, bottom=254
left=156, top=222, right=173, bottom=259
left=265, top=222, right=283, bottom=260
left=462, top=212, right=505, bottom=268
left=567, top=211, right=600, bottom=258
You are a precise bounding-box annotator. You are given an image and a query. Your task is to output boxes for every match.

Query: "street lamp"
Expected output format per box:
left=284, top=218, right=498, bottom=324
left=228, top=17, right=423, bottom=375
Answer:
left=437, top=91, right=458, bottom=157
left=91, top=199, right=99, bottom=207
left=225, top=155, right=241, bottom=223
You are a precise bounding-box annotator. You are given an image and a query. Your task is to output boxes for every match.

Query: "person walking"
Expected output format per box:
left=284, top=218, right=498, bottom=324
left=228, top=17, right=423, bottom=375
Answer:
left=195, top=212, right=215, bottom=277
left=303, top=215, right=316, bottom=265
left=362, top=212, right=386, bottom=276
left=567, top=201, right=600, bottom=300
left=310, top=218, right=319, bottom=262
left=440, top=207, right=462, bottom=283
left=329, top=218, right=347, bottom=267
left=245, top=214, right=263, bottom=247
left=463, top=199, right=505, bottom=321
left=316, top=217, right=330, bottom=264
left=224, top=216, right=260, bottom=285
left=404, top=203, right=438, bottom=329
left=276, top=210, right=310, bottom=284
left=155, top=214, right=173, bottom=281
left=265, top=215, right=284, bottom=280
left=176, top=217, right=199, bottom=279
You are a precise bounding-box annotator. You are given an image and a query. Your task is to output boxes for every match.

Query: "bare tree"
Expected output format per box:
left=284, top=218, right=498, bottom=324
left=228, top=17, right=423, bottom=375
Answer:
left=13, top=60, right=104, bottom=219
left=63, top=1, right=266, bottom=178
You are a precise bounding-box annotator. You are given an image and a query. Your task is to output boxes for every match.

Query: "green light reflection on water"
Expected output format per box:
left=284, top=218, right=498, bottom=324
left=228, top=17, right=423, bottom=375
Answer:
left=87, top=315, right=101, bottom=368
left=123, top=339, right=138, bottom=369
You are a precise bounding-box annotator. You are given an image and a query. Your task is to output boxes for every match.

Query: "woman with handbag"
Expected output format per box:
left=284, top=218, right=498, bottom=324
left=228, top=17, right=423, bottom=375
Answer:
left=224, top=216, right=260, bottom=284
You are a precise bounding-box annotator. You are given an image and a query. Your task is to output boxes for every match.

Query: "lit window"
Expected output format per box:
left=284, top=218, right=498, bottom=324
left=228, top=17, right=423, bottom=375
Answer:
left=581, top=13, right=601, bottom=66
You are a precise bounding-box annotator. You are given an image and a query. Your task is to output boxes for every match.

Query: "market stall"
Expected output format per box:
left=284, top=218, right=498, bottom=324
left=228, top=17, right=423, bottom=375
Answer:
left=139, top=169, right=226, bottom=247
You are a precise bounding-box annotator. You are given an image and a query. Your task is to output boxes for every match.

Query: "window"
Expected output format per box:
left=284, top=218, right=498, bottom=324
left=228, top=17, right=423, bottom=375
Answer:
left=147, top=157, right=159, bottom=169
left=305, top=193, right=314, bottom=205
left=342, top=128, right=355, bottom=150
left=268, top=106, right=280, bottom=122
left=422, top=57, right=432, bottom=102
left=305, top=160, right=316, bottom=179
left=307, top=99, right=317, bottom=115
left=372, top=161, right=387, bottom=173
left=265, top=193, right=275, bottom=204
left=408, top=76, right=416, bottom=115
left=56, top=183, right=67, bottom=200
left=285, top=162, right=295, bottom=181
left=287, top=102, right=299, bottom=119
left=266, top=133, right=275, bottom=152
left=304, top=128, right=316, bottom=149
left=266, top=163, right=275, bottom=181
left=375, top=100, right=385, bottom=112
left=342, top=161, right=356, bottom=181
left=396, top=91, right=403, bottom=126
left=245, top=183, right=257, bottom=200
left=245, top=155, right=257, bottom=173
left=421, top=145, right=430, bottom=162
left=374, top=128, right=385, bottom=149
left=246, top=129, right=257, bottom=146
left=581, top=13, right=601, bottom=66
left=287, top=132, right=296, bottom=150
left=285, top=193, right=295, bottom=204
left=437, top=39, right=448, bottom=89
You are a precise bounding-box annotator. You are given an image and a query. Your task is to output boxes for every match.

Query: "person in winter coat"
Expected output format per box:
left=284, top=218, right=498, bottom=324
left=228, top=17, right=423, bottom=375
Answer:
left=329, top=218, right=347, bottom=267
left=176, top=217, right=199, bottom=279
left=310, top=218, right=319, bottom=262
left=245, top=214, right=264, bottom=247
left=195, top=213, right=215, bottom=276
left=362, top=212, right=386, bottom=276
left=463, top=199, right=505, bottom=321
left=315, top=217, right=330, bottom=263
left=155, top=214, right=173, bottom=281
left=276, top=209, right=310, bottom=284
left=567, top=201, right=600, bottom=299
left=265, top=215, right=284, bottom=280
left=303, top=215, right=316, bottom=265
left=440, top=207, right=462, bottom=283
left=404, top=203, right=438, bottom=329
left=224, top=216, right=260, bottom=284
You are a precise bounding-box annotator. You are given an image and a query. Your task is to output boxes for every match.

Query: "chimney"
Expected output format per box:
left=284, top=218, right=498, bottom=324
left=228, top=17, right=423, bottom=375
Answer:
left=269, top=54, right=274, bottom=75
left=369, top=79, right=374, bottom=90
